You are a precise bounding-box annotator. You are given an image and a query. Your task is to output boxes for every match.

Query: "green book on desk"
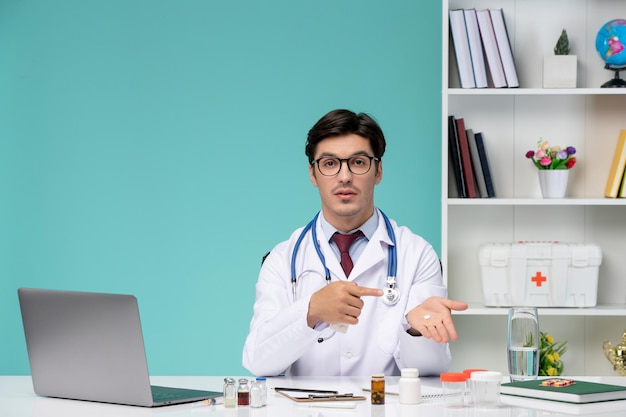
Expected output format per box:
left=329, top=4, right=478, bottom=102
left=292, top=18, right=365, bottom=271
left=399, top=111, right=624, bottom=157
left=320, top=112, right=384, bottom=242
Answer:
left=501, top=379, right=626, bottom=404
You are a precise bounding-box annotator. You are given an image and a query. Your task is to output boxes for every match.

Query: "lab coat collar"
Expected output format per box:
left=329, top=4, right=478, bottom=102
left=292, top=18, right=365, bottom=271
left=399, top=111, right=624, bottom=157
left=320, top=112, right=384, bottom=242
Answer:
left=315, top=209, right=393, bottom=280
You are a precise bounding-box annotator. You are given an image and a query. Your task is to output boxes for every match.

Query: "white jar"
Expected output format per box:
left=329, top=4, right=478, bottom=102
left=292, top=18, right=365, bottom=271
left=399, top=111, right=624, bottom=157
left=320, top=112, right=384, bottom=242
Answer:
left=470, top=371, right=502, bottom=407
left=399, top=368, right=421, bottom=404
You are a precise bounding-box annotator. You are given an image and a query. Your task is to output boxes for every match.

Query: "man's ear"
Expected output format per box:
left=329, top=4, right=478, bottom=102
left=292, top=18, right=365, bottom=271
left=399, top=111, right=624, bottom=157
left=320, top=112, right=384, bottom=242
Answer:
left=375, top=160, right=383, bottom=184
left=309, top=164, right=318, bottom=187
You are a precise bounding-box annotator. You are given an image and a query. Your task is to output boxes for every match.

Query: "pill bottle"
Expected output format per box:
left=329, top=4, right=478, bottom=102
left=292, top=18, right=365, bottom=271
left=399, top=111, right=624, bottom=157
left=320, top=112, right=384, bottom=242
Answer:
left=237, top=378, right=250, bottom=406
left=440, top=372, right=467, bottom=407
left=371, top=374, right=385, bottom=404
left=399, top=368, right=421, bottom=404
left=470, top=371, right=502, bottom=408
left=256, top=377, right=267, bottom=406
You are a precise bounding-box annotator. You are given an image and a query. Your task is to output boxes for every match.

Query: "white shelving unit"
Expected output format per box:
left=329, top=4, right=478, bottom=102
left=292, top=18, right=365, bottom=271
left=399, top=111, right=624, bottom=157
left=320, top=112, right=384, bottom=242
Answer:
left=442, top=0, right=626, bottom=376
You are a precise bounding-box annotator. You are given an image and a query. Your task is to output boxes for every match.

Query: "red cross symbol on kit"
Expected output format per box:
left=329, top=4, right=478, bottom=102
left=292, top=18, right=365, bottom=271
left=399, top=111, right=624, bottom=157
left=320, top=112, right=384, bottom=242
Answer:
left=531, top=271, right=547, bottom=287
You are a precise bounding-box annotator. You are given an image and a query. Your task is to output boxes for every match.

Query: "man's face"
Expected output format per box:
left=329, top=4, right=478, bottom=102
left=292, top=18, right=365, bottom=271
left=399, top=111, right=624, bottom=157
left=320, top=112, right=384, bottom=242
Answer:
left=309, top=133, right=382, bottom=232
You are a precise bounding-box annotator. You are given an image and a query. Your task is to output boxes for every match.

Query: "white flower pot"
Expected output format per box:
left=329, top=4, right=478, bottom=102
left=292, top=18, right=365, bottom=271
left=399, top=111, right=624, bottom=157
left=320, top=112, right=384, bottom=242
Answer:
left=538, top=170, right=569, bottom=198
left=543, top=55, right=577, bottom=88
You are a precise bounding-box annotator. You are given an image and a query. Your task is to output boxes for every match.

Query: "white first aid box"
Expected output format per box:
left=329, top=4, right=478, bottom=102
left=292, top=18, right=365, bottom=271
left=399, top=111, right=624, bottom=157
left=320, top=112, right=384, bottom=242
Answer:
left=478, top=242, right=602, bottom=307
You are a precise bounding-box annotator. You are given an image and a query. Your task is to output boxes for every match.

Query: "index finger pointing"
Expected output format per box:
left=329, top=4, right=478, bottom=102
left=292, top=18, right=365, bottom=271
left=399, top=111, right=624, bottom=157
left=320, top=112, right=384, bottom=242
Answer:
left=350, top=286, right=383, bottom=297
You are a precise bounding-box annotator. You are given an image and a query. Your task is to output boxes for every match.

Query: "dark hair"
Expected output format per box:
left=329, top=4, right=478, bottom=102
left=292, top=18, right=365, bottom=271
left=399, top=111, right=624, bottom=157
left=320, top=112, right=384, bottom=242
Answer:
left=305, top=109, right=386, bottom=164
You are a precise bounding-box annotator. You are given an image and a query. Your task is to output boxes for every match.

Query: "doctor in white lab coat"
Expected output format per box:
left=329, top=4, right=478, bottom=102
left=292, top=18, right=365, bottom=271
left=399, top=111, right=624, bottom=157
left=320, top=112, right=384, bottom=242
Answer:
left=242, top=109, right=468, bottom=377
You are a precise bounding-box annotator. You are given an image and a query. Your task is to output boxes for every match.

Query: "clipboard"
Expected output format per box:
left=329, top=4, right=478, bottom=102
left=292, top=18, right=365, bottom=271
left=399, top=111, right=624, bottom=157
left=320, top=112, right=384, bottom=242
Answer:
left=274, top=387, right=366, bottom=402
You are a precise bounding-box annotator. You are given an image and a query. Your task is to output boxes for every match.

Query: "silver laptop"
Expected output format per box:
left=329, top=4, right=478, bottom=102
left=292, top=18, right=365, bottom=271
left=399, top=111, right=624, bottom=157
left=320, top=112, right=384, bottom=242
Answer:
left=18, top=288, right=222, bottom=407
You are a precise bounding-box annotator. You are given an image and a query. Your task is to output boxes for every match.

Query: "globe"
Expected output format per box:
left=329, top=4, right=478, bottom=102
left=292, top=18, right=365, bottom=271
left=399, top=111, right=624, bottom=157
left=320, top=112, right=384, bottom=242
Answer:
left=596, top=19, right=626, bottom=67
left=595, top=19, right=626, bottom=87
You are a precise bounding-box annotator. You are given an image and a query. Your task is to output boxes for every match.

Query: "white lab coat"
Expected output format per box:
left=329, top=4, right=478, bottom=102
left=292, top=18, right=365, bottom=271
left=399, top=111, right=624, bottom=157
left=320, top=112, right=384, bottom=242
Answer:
left=242, top=209, right=451, bottom=377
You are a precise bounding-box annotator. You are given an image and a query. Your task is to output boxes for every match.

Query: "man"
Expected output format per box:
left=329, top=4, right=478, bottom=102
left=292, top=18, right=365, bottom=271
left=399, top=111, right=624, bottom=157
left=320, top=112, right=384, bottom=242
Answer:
left=242, top=109, right=467, bottom=377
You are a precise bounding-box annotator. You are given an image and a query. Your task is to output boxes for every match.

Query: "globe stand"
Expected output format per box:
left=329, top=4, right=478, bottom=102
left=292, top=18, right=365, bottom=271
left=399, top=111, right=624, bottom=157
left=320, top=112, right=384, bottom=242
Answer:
left=601, top=64, right=626, bottom=88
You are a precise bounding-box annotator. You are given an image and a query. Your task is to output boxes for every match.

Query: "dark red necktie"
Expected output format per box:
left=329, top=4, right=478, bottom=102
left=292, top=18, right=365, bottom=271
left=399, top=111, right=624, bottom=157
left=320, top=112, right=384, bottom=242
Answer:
left=332, top=231, right=364, bottom=277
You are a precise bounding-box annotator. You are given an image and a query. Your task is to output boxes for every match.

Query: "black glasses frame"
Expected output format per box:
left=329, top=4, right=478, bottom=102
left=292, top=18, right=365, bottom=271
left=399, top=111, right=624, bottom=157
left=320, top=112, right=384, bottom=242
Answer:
left=311, top=155, right=380, bottom=177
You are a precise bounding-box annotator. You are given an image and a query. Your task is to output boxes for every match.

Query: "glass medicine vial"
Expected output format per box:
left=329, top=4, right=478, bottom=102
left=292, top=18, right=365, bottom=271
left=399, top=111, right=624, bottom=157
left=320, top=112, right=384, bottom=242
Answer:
left=249, top=379, right=263, bottom=408
left=371, top=374, right=385, bottom=404
left=399, top=368, right=421, bottom=404
left=223, top=377, right=236, bottom=408
left=237, top=378, right=250, bottom=406
left=256, top=377, right=267, bottom=406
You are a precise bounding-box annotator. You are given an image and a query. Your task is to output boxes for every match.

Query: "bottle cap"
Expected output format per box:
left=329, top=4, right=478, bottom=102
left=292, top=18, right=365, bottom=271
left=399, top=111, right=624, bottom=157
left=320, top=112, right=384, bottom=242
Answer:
left=256, top=377, right=266, bottom=381
left=440, top=372, right=467, bottom=382
left=462, top=368, right=488, bottom=378
left=401, top=368, right=419, bottom=378
left=470, top=371, right=502, bottom=382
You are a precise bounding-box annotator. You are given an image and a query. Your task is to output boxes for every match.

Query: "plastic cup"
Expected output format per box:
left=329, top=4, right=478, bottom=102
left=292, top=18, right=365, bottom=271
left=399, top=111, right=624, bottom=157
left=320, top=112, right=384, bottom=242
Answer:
left=470, top=371, right=502, bottom=408
left=462, top=369, right=488, bottom=405
left=440, top=372, right=467, bottom=407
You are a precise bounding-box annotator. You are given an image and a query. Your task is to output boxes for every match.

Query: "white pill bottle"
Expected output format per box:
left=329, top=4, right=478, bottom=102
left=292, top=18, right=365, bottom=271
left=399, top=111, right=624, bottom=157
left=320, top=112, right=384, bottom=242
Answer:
left=399, top=367, right=421, bottom=404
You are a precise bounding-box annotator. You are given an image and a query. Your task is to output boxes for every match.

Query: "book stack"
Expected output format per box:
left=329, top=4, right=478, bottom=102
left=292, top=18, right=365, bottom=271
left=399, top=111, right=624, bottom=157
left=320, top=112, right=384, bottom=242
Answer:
left=449, top=8, right=519, bottom=88
left=448, top=115, right=495, bottom=198
left=604, top=130, right=626, bottom=198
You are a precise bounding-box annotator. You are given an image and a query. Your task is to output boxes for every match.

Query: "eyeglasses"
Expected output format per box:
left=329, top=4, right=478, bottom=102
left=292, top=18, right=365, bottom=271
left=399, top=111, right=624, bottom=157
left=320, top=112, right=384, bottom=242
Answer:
left=312, top=155, right=379, bottom=176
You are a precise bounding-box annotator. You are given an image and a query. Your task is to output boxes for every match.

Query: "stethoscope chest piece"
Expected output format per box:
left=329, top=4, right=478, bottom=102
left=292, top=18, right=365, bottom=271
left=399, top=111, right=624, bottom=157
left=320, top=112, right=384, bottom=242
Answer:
left=382, top=286, right=400, bottom=305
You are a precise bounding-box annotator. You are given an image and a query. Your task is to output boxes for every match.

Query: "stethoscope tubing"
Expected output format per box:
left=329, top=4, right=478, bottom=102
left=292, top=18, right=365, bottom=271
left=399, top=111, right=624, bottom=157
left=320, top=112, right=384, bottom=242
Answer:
left=290, top=210, right=397, bottom=300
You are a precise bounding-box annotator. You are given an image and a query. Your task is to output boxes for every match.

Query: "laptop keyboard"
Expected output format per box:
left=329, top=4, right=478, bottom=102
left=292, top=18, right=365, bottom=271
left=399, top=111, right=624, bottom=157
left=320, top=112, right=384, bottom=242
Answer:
left=152, top=385, right=197, bottom=401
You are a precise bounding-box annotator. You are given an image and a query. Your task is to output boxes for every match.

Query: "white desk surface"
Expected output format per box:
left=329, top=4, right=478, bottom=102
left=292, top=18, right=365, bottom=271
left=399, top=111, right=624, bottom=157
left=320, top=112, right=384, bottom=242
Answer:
left=2, top=375, right=626, bottom=417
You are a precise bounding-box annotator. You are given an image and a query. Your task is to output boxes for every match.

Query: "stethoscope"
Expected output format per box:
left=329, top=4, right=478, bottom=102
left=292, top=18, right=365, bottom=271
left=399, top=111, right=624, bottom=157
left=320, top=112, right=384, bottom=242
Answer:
left=290, top=210, right=400, bottom=306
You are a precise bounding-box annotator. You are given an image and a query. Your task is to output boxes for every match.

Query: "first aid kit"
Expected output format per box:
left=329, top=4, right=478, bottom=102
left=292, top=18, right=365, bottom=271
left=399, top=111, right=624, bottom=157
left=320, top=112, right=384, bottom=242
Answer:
left=478, top=242, right=602, bottom=307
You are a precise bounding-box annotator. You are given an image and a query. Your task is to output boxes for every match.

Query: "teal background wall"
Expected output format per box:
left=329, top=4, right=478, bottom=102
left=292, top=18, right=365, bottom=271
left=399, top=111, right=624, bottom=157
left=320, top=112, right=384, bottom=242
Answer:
left=0, top=0, right=441, bottom=376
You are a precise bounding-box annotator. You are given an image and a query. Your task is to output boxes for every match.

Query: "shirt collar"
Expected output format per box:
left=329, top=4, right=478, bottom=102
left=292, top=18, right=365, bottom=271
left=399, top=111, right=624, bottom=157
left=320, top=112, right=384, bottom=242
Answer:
left=320, top=209, right=379, bottom=242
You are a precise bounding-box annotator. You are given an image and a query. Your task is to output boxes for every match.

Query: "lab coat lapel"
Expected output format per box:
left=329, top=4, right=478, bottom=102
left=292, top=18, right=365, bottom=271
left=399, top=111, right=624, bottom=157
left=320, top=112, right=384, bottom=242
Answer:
left=314, top=222, right=344, bottom=279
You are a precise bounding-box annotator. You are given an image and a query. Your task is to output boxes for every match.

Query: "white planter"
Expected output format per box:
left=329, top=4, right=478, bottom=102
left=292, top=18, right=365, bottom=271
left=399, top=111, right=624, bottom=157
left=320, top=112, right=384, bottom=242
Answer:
left=543, top=55, right=577, bottom=88
left=538, top=170, right=569, bottom=198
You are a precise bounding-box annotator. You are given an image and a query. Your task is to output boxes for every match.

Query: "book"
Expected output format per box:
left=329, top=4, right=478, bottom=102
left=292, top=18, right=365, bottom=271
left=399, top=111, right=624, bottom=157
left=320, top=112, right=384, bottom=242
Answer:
left=604, top=129, right=626, bottom=198
left=501, top=378, right=626, bottom=404
left=467, top=129, right=487, bottom=198
left=448, top=115, right=466, bottom=198
left=474, top=132, right=496, bottom=197
left=455, top=118, right=477, bottom=198
left=463, top=9, right=488, bottom=88
left=619, top=167, right=626, bottom=197
left=503, top=392, right=626, bottom=415
left=449, top=9, right=476, bottom=88
left=489, top=8, right=519, bottom=88
left=475, top=9, right=507, bottom=88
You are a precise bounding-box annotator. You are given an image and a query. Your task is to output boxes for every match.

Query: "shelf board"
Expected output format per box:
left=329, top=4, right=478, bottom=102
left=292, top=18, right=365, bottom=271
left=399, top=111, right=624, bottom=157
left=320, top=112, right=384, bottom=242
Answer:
left=453, top=303, right=626, bottom=316
left=446, top=88, right=626, bottom=96
left=446, top=198, right=626, bottom=206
